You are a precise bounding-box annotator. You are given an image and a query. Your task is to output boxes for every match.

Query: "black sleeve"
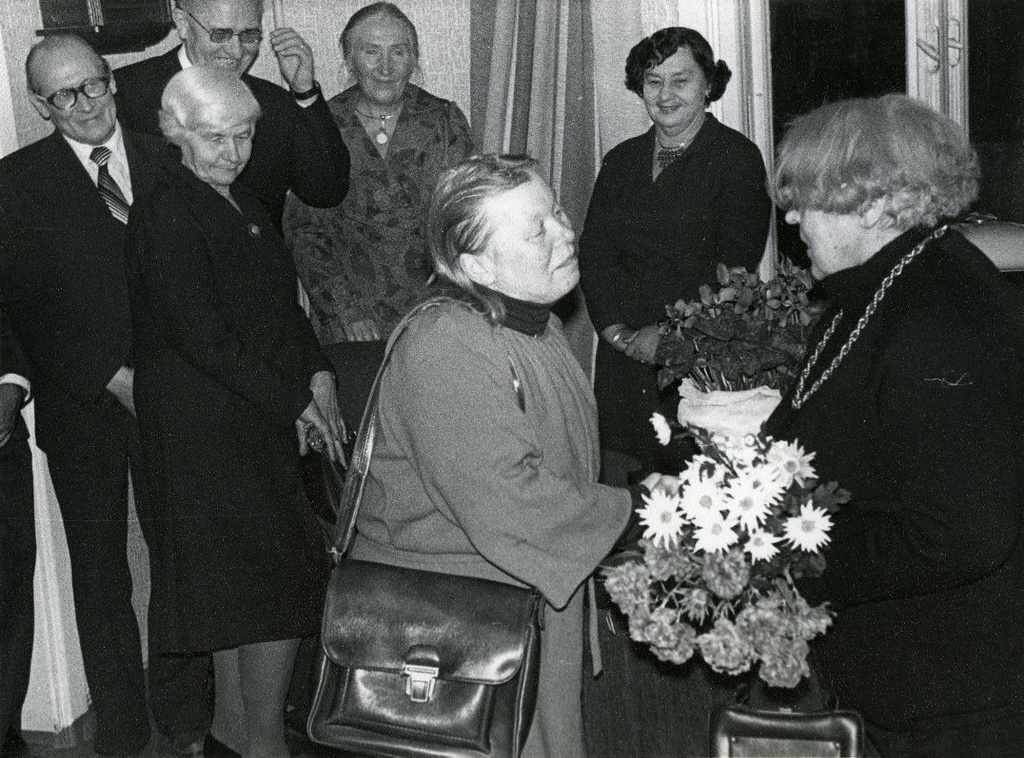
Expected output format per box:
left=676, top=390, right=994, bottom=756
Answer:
left=708, top=139, right=772, bottom=272
left=578, top=154, right=629, bottom=332
left=799, top=310, right=1021, bottom=609
left=284, top=95, right=351, bottom=209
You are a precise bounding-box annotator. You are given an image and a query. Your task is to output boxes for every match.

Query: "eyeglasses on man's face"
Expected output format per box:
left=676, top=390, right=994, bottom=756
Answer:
left=38, top=76, right=111, bottom=110
left=182, top=6, right=263, bottom=45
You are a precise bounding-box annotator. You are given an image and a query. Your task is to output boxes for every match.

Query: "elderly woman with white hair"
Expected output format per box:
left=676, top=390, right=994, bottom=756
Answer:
left=126, top=67, right=346, bottom=757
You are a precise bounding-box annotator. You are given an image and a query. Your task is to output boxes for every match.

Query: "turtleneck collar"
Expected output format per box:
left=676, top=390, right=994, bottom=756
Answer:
left=482, top=287, right=551, bottom=336
left=817, top=226, right=930, bottom=305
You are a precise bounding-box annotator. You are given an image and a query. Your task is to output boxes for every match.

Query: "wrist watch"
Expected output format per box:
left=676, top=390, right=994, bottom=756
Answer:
left=292, top=80, right=321, bottom=101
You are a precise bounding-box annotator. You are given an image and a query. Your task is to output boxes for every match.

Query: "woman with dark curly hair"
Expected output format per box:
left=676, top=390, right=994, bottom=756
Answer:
left=579, top=26, right=771, bottom=484
left=579, top=27, right=772, bottom=757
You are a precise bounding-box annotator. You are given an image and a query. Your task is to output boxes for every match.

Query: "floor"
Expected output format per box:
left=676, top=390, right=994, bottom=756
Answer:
left=19, top=714, right=336, bottom=757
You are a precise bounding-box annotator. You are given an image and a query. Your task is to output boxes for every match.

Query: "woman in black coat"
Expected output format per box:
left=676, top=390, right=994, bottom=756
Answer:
left=767, top=93, right=1024, bottom=756
left=579, top=27, right=771, bottom=484
left=578, top=28, right=771, bottom=757
left=127, top=68, right=346, bottom=757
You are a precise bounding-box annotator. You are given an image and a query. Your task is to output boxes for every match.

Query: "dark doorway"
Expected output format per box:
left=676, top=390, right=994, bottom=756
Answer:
left=969, top=0, right=1024, bottom=223
left=770, top=0, right=907, bottom=265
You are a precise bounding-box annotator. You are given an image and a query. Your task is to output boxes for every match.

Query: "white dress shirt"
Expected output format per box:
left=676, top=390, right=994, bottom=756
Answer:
left=64, top=122, right=134, bottom=204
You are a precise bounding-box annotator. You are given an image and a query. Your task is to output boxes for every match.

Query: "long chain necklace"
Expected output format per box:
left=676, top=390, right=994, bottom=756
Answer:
left=790, top=223, right=954, bottom=409
left=355, top=107, right=398, bottom=145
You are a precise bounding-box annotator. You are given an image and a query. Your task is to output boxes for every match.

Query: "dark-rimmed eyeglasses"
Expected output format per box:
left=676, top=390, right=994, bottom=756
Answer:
left=38, top=77, right=110, bottom=110
left=181, top=5, right=263, bottom=45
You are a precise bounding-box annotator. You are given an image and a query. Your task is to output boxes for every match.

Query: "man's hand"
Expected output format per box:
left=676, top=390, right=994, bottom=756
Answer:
left=105, top=366, right=135, bottom=417
left=269, top=27, right=315, bottom=94
left=0, top=383, right=25, bottom=448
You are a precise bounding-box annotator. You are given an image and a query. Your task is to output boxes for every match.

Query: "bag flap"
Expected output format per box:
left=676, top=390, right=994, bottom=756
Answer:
left=321, top=559, right=540, bottom=685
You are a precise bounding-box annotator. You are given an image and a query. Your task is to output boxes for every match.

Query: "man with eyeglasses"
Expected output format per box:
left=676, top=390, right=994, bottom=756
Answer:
left=0, top=34, right=207, bottom=757
left=115, top=0, right=350, bottom=227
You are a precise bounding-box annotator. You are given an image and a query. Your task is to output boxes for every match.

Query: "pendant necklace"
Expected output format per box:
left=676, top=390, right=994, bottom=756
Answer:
left=356, top=107, right=397, bottom=145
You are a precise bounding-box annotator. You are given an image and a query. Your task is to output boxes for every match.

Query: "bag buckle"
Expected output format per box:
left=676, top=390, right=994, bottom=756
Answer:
left=401, top=663, right=439, bottom=703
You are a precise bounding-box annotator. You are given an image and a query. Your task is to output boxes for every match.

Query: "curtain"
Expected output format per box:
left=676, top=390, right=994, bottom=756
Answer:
left=469, top=0, right=600, bottom=374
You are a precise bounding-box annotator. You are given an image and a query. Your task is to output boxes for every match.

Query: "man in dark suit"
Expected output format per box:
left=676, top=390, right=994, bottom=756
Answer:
left=0, top=35, right=207, bottom=756
left=115, top=0, right=349, bottom=226
left=0, top=307, right=33, bottom=758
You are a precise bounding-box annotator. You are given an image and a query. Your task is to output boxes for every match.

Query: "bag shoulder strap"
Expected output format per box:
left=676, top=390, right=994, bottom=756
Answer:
left=331, top=299, right=445, bottom=557
left=330, top=297, right=526, bottom=559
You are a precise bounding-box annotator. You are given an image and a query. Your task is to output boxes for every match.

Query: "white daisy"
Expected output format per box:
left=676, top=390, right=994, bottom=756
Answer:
left=766, top=438, right=817, bottom=488
left=650, top=412, right=672, bottom=446
left=693, top=510, right=740, bottom=554
left=679, top=472, right=728, bottom=527
left=743, top=529, right=782, bottom=562
left=725, top=465, right=786, bottom=532
left=679, top=454, right=720, bottom=486
left=783, top=502, right=833, bottom=553
left=637, top=490, right=686, bottom=549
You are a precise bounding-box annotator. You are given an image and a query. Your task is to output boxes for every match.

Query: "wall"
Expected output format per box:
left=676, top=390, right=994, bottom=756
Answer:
left=0, top=0, right=470, bottom=150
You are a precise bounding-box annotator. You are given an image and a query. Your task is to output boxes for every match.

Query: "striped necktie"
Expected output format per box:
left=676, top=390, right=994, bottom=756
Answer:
left=90, top=146, right=130, bottom=224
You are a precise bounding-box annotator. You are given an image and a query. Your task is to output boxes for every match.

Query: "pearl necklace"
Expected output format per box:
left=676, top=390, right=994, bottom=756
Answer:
left=790, top=223, right=954, bottom=409
left=355, top=107, right=399, bottom=145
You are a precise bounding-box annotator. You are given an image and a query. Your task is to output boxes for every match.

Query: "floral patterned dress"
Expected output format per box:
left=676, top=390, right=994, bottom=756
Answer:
left=284, top=84, right=474, bottom=343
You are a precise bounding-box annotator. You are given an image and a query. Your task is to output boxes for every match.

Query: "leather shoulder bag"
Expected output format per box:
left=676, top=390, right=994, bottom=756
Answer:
left=307, top=300, right=543, bottom=758
left=710, top=704, right=865, bottom=757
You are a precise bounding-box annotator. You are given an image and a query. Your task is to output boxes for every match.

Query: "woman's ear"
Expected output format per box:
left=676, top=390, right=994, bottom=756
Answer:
left=459, top=251, right=495, bottom=287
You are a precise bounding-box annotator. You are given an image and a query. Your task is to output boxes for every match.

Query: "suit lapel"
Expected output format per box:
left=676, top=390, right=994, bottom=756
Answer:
left=41, top=132, right=112, bottom=222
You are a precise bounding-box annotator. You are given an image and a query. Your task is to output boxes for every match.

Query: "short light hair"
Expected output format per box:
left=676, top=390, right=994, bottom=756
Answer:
left=25, top=34, right=110, bottom=94
left=340, top=2, right=419, bottom=60
left=426, top=154, right=540, bottom=323
left=773, top=94, right=979, bottom=230
left=159, top=66, right=260, bottom=144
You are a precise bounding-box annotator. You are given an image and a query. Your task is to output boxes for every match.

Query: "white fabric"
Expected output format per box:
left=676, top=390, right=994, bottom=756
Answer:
left=0, top=372, right=30, bottom=401
left=676, top=378, right=781, bottom=438
left=63, top=123, right=133, bottom=204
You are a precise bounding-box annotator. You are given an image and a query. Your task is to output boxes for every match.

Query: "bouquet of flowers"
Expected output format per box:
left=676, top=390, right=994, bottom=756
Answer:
left=604, top=422, right=849, bottom=688
left=655, top=260, right=821, bottom=394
